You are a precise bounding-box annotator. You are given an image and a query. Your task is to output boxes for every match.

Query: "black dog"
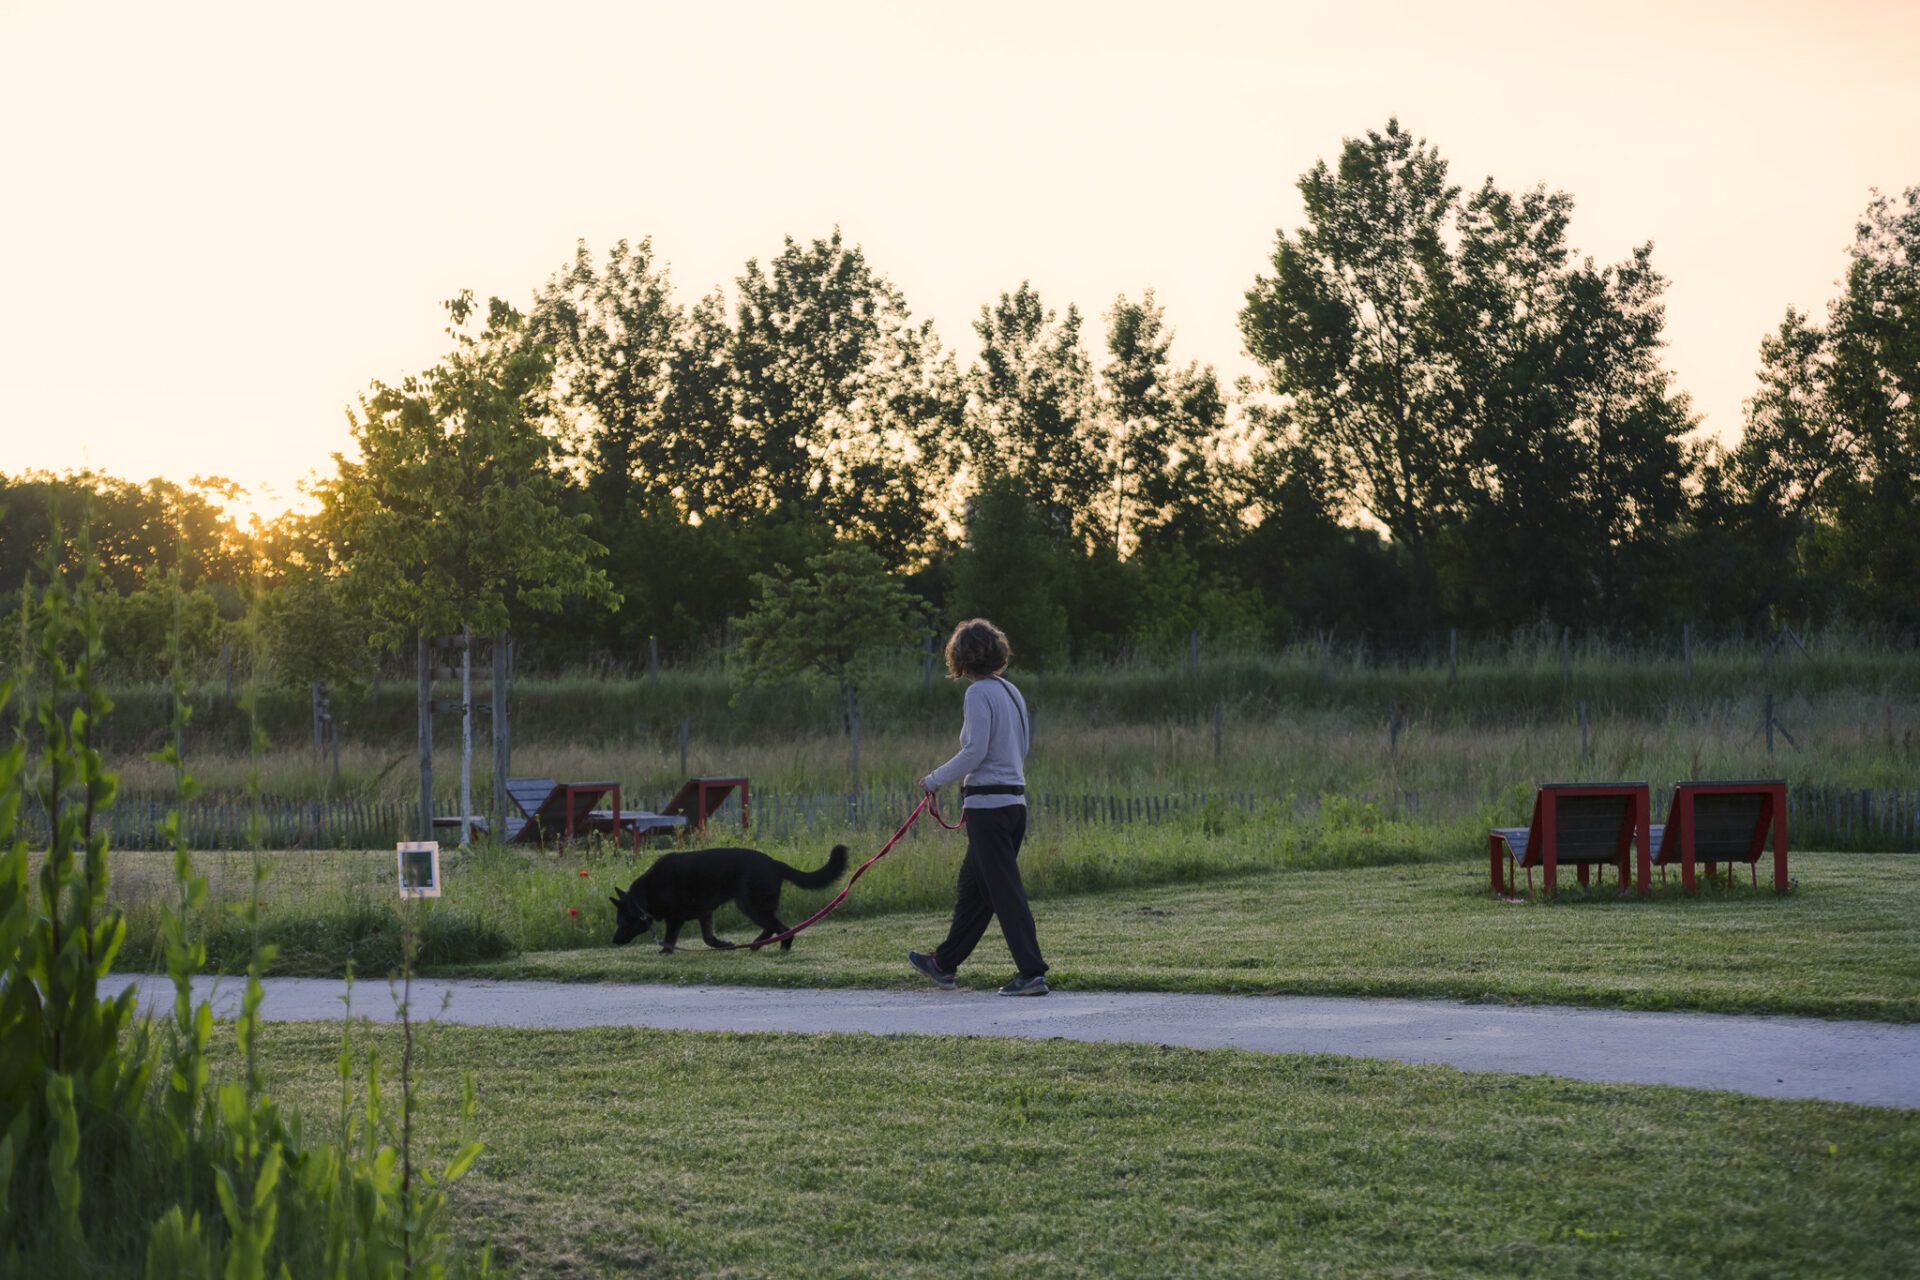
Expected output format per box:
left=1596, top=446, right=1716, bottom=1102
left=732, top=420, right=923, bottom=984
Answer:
left=609, top=845, right=848, bottom=951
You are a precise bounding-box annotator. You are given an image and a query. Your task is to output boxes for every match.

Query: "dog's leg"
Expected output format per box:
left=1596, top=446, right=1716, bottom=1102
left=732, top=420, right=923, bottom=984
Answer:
left=659, top=919, right=684, bottom=954
left=699, top=912, right=734, bottom=949
left=739, top=900, right=791, bottom=951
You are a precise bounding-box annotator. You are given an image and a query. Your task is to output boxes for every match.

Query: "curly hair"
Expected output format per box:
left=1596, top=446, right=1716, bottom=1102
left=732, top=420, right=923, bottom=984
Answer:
left=944, top=618, right=1011, bottom=679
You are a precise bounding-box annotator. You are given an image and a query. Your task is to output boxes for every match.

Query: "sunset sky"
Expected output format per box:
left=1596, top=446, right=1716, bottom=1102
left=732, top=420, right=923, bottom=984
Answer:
left=2, top=0, right=1915, bottom=522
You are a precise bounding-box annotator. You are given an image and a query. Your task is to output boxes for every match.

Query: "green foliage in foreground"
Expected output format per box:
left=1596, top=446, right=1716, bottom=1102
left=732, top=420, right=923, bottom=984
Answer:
left=1, top=524, right=490, bottom=1277
left=246, top=1022, right=1920, bottom=1280
left=447, top=852, right=1920, bottom=1022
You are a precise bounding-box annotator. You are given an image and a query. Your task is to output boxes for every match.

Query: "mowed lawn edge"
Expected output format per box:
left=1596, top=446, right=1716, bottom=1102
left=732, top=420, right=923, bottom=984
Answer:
left=245, top=1022, right=1920, bottom=1280
left=432, top=852, right=1920, bottom=1022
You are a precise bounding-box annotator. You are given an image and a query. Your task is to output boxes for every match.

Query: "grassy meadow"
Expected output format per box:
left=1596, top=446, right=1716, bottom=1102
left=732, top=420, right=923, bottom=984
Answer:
left=53, top=639, right=1920, bottom=1277
left=90, top=631, right=1920, bottom=810
left=103, top=846, right=1920, bottom=1021
left=241, top=1022, right=1920, bottom=1279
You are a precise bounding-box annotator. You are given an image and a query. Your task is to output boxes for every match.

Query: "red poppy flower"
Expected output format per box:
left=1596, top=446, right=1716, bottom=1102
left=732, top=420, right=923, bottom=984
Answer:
left=579, top=869, right=590, bottom=877
left=567, top=907, right=580, bottom=918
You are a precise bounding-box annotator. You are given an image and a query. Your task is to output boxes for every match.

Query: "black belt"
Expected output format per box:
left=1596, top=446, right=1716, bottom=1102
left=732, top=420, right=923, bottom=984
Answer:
left=962, top=785, right=1025, bottom=797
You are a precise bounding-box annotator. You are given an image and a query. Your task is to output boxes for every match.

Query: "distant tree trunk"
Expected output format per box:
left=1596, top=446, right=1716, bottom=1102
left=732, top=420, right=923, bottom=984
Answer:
left=844, top=681, right=862, bottom=785
left=417, top=631, right=432, bottom=840
left=460, top=624, right=473, bottom=846
left=491, top=633, right=509, bottom=832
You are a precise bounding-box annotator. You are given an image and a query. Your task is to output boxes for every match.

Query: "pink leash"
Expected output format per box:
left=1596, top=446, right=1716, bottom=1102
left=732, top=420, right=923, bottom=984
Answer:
left=661, top=791, right=965, bottom=953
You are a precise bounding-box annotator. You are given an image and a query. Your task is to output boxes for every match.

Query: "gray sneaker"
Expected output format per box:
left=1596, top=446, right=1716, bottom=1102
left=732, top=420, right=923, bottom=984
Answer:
left=997, top=974, right=1049, bottom=997
left=908, top=950, right=956, bottom=990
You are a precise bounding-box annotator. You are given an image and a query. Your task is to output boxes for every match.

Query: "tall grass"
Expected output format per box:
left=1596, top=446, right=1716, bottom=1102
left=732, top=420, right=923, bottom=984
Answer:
left=71, top=625, right=1920, bottom=755
left=100, top=796, right=1467, bottom=975
left=104, top=691, right=1920, bottom=811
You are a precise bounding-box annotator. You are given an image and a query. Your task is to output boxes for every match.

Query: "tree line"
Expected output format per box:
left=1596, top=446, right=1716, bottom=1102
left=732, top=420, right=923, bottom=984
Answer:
left=3, top=120, right=1915, bottom=687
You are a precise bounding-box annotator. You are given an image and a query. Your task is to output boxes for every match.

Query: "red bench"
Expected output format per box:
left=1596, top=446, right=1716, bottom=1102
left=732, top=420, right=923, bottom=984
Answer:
left=1650, top=780, right=1789, bottom=893
left=503, top=777, right=619, bottom=848
left=662, top=776, right=751, bottom=835
left=1490, top=783, right=1652, bottom=898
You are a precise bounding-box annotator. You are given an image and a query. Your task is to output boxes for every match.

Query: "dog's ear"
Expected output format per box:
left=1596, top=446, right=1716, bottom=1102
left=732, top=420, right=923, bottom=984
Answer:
left=611, top=885, right=626, bottom=901
left=609, top=893, right=624, bottom=907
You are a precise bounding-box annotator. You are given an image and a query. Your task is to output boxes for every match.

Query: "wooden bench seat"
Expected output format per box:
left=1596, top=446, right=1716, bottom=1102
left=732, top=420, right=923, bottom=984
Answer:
left=1650, top=780, right=1788, bottom=892
left=1490, top=783, right=1651, bottom=897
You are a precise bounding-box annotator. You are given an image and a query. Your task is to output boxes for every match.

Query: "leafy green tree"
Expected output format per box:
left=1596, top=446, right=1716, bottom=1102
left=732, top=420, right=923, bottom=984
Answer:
left=320, top=292, right=619, bottom=650
left=1101, top=291, right=1228, bottom=554
left=1242, top=119, right=1695, bottom=627
left=259, top=573, right=371, bottom=693
left=1241, top=120, right=1466, bottom=602
left=1450, top=184, right=1694, bottom=628
left=732, top=544, right=923, bottom=779
left=965, top=284, right=1105, bottom=543
left=1734, top=187, right=1920, bottom=629
left=1228, top=418, right=1423, bottom=638
left=948, top=472, right=1070, bottom=667
left=100, top=577, right=224, bottom=679
left=529, top=238, right=683, bottom=523
left=0, top=472, right=252, bottom=595
left=725, top=231, right=961, bottom=565
left=662, top=290, right=744, bottom=524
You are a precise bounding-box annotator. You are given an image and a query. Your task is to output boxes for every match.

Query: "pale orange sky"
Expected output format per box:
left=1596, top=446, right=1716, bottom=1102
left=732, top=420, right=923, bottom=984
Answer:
left=2, top=0, right=1915, bottom=522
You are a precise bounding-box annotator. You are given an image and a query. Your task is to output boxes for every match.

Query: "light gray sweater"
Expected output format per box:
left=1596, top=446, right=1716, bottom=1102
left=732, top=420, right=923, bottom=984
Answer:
left=924, top=676, right=1030, bottom=809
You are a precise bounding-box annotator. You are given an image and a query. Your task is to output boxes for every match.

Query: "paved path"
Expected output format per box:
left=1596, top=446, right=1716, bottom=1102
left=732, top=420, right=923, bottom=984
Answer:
left=103, top=975, right=1920, bottom=1109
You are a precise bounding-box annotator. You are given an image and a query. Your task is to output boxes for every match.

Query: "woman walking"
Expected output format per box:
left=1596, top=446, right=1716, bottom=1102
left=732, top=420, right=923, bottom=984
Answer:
left=909, top=618, right=1050, bottom=996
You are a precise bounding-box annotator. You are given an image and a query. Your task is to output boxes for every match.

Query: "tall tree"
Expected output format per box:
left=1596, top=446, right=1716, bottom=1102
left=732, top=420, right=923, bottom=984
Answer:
left=731, top=544, right=923, bottom=779
left=1100, top=292, right=1227, bottom=554
left=726, top=230, right=958, bottom=566
left=528, top=238, right=682, bottom=522
left=1240, top=120, right=1466, bottom=600
left=1735, top=186, right=1920, bottom=628
left=965, top=284, right=1105, bottom=543
left=320, top=292, right=618, bottom=650
left=1451, top=184, right=1694, bottom=626
left=948, top=471, right=1071, bottom=667
left=662, top=290, right=745, bottom=523
left=1243, top=120, right=1694, bottom=627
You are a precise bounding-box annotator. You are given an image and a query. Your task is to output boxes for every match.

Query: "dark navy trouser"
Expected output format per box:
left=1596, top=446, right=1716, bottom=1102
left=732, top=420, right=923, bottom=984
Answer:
left=934, top=804, right=1048, bottom=979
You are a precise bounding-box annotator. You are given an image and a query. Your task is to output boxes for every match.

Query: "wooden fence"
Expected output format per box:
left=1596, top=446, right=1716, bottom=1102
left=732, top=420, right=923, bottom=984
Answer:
left=13, top=783, right=1919, bottom=853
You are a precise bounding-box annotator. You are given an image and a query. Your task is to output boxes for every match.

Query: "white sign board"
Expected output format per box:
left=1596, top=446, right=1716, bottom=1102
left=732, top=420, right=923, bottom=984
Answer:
left=397, top=841, right=442, bottom=898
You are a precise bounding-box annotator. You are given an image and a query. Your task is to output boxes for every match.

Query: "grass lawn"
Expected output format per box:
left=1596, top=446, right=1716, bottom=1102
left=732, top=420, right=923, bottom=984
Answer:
left=439, top=852, right=1920, bottom=1021
left=250, top=1021, right=1920, bottom=1279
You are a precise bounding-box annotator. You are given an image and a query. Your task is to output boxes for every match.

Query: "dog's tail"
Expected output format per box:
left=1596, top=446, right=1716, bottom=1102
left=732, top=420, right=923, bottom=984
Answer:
left=781, top=844, right=849, bottom=890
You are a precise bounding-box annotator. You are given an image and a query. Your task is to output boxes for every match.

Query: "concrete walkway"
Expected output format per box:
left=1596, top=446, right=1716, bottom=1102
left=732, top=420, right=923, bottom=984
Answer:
left=102, top=975, right=1920, bottom=1110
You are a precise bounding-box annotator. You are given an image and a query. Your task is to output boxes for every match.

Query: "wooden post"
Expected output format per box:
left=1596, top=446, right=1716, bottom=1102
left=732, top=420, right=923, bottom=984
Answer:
left=1448, top=629, right=1458, bottom=686
left=679, top=718, right=689, bottom=776
left=417, top=631, right=432, bottom=841
left=459, top=626, right=474, bottom=847
left=649, top=634, right=659, bottom=691
left=1765, top=693, right=1775, bottom=755
left=311, top=681, right=324, bottom=750
left=1560, top=627, right=1571, bottom=693
left=847, top=686, right=861, bottom=784
left=922, top=634, right=934, bottom=693
left=1577, top=699, right=1590, bottom=765
left=1389, top=702, right=1402, bottom=755
left=1683, top=623, right=1693, bottom=681
left=492, top=633, right=509, bottom=831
